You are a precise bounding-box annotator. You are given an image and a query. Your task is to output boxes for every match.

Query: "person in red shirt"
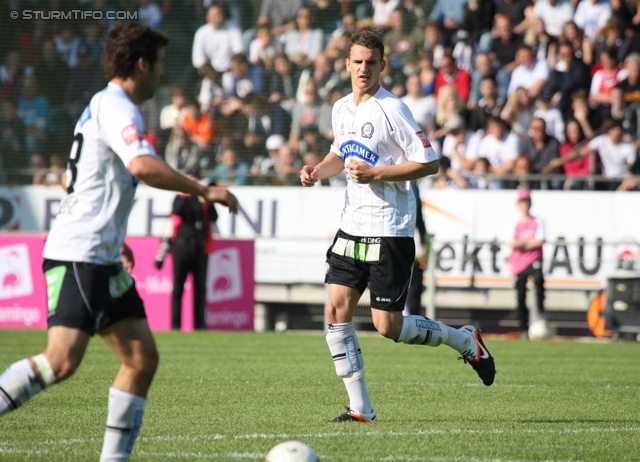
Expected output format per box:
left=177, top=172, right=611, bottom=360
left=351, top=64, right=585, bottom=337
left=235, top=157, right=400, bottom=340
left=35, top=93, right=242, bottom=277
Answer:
left=434, top=54, right=472, bottom=102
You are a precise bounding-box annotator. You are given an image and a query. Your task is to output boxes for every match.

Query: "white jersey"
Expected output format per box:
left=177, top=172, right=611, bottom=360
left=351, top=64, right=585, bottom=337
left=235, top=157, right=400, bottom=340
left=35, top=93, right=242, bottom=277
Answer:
left=330, top=86, right=438, bottom=237
left=43, top=83, right=158, bottom=265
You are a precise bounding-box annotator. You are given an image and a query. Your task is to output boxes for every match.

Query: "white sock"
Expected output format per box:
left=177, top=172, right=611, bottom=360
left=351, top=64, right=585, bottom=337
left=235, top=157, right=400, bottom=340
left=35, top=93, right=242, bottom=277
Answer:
left=100, top=387, right=146, bottom=462
left=397, top=316, right=447, bottom=346
left=443, top=325, right=473, bottom=354
left=327, top=322, right=373, bottom=416
left=0, top=355, right=55, bottom=416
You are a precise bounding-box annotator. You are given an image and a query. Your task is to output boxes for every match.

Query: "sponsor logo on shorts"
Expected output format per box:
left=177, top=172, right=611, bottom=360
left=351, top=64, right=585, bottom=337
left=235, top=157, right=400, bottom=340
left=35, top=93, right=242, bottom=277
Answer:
left=375, top=297, right=391, bottom=303
left=121, top=124, right=141, bottom=145
left=416, top=131, right=431, bottom=148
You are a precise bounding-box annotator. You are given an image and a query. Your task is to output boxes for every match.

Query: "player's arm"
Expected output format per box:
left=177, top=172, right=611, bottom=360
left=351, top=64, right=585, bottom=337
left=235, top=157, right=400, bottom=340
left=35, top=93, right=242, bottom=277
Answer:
left=300, top=152, right=344, bottom=186
left=346, top=159, right=439, bottom=184
left=128, top=155, right=238, bottom=213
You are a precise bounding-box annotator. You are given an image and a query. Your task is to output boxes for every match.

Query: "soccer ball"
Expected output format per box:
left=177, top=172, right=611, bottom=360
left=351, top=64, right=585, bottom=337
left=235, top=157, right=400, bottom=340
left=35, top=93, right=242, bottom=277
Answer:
left=265, top=441, right=320, bottom=462
left=528, top=319, right=551, bottom=340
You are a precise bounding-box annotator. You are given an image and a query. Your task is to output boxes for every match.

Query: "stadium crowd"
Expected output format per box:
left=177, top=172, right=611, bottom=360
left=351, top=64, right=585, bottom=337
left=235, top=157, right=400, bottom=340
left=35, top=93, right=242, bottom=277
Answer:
left=1, top=0, right=640, bottom=190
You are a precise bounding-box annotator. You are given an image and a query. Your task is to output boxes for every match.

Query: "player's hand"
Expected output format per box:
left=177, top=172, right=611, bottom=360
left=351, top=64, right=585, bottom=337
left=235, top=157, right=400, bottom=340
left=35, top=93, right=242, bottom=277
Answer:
left=346, top=161, right=376, bottom=184
left=300, top=165, right=319, bottom=186
left=203, top=186, right=238, bottom=213
left=120, top=244, right=135, bottom=273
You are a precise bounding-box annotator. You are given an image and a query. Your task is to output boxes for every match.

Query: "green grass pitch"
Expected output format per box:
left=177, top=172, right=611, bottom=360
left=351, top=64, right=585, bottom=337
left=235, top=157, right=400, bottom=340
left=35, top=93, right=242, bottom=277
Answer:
left=0, top=329, right=639, bottom=461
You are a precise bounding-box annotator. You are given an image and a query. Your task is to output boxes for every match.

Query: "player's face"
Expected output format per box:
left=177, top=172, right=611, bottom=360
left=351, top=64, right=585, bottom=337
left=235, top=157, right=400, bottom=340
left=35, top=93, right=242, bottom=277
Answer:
left=346, top=44, right=385, bottom=97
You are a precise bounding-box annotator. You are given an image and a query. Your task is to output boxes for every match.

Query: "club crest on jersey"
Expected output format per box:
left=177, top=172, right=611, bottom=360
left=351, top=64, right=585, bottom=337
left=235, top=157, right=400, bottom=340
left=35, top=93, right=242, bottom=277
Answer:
left=121, top=124, right=141, bottom=146
left=416, top=131, right=431, bottom=148
left=340, top=140, right=380, bottom=166
left=361, top=122, right=374, bottom=139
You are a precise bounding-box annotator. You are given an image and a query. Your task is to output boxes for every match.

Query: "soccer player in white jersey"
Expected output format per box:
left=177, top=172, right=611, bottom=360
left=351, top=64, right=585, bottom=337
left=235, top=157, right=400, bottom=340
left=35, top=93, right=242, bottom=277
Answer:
left=300, top=31, right=496, bottom=423
left=0, top=22, right=238, bottom=461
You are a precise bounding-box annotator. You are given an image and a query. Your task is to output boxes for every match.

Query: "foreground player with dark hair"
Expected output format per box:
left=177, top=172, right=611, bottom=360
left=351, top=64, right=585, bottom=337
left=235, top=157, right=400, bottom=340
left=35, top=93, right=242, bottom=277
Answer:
left=0, top=22, right=237, bottom=461
left=300, top=31, right=496, bottom=423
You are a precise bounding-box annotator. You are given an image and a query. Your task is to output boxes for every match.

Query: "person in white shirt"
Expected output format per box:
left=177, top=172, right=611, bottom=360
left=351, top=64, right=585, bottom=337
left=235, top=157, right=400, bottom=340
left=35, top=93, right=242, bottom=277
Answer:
left=401, top=74, right=437, bottom=136
left=507, top=46, right=549, bottom=97
left=573, top=0, right=611, bottom=43
left=0, top=22, right=238, bottom=462
left=466, top=116, right=519, bottom=176
left=300, top=31, right=496, bottom=424
left=544, top=118, right=637, bottom=190
left=192, top=4, right=244, bottom=73
left=532, top=0, right=576, bottom=38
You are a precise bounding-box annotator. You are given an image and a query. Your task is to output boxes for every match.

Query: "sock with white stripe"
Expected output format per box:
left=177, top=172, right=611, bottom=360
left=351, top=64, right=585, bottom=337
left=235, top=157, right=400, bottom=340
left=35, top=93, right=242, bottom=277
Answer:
left=0, top=355, right=56, bottom=417
left=100, top=387, right=146, bottom=462
left=326, top=322, right=374, bottom=417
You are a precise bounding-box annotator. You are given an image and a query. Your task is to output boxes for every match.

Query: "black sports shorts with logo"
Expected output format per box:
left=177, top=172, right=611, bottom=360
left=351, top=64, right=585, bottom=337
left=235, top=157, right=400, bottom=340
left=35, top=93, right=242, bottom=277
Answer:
left=324, top=229, right=415, bottom=311
left=43, top=259, right=147, bottom=335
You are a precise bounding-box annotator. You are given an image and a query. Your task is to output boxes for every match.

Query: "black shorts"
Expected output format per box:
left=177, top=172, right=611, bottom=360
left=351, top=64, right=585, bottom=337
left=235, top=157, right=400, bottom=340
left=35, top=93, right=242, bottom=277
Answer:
left=43, top=259, right=147, bottom=335
left=324, top=229, right=415, bottom=311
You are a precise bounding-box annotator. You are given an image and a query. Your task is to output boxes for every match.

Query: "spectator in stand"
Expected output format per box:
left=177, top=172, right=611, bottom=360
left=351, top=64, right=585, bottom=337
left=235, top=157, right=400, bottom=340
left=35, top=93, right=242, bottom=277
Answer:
left=574, top=0, right=611, bottom=44
left=249, top=25, right=282, bottom=70
left=182, top=101, right=217, bottom=157
left=422, top=21, right=446, bottom=69
left=222, top=53, right=266, bottom=98
left=325, top=14, right=358, bottom=60
left=137, top=0, right=163, bottom=29
left=357, top=0, right=401, bottom=31
left=532, top=93, right=565, bottom=143
left=605, top=86, right=638, bottom=140
left=0, top=99, right=26, bottom=180
left=434, top=84, right=469, bottom=139
left=495, top=0, right=533, bottom=37
left=501, top=86, right=535, bottom=138
left=441, top=114, right=475, bottom=175
left=16, top=15, right=53, bottom=69
left=519, top=118, right=561, bottom=188
left=257, top=0, right=304, bottom=38
left=282, top=6, right=324, bottom=70
left=489, top=15, right=522, bottom=100
left=192, top=5, right=244, bottom=74
left=34, top=40, right=69, bottom=109
left=417, top=53, right=437, bottom=96
left=289, top=79, right=332, bottom=150
left=544, top=42, right=592, bottom=119
left=570, top=89, right=600, bottom=139
left=469, top=76, right=505, bottom=132
left=466, top=116, right=519, bottom=176
left=617, top=53, right=640, bottom=107
left=165, top=127, right=201, bottom=173
left=507, top=46, right=550, bottom=99
left=427, top=0, right=467, bottom=45
left=434, top=54, right=471, bottom=103
left=160, top=86, right=188, bottom=156
left=544, top=118, right=636, bottom=190
left=617, top=154, right=640, bottom=191
left=469, top=52, right=496, bottom=107
left=62, top=47, right=106, bottom=127
left=402, top=74, right=437, bottom=136
left=308, top=0, right=341, bottom=37
left=0, top=51, right=22, bottom=101
left=32, top=154, right=65, bottom=186
left=467, top=157, right=504, bottom=189
left=558, top=119, right=590, bottom=190
left=54, top=23, right=82, bottom=69
left=383, top=7, right=424, bottom=75
left=269, top=52, right=302, bottom=113
left=532, top=0, right=575, bottom=39
left=593, top=17, right=626, bottom=64
left=504, top=153, right=539, bottom=190
left=590, top=48, right=628, bottom=108
left=17, top=77, right=49, bottom=156
left=296, top=53, right=341, bottom=103
left=461, top=0, right=495, bottom=48
left=197, top=64, right=225, bottom=114
left=213, top=146, right=251, bottom=186
left=251, top=133, right=285, bottom=184
left=272, top=142, right=302, bottom=185
left=557, top=21, right=593, bottom=66
left=523, top=17, right=558, bottom=67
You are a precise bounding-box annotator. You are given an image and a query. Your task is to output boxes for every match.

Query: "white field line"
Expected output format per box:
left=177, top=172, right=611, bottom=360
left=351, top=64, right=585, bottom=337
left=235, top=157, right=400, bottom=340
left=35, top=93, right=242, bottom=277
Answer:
left=1, top=427, right=638, bottom=461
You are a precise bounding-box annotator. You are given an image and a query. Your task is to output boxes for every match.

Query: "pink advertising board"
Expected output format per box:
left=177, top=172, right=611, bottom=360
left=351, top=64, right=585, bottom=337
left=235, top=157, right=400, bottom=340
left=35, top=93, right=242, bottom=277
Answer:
left=0, top=234, right=254, bottom=332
